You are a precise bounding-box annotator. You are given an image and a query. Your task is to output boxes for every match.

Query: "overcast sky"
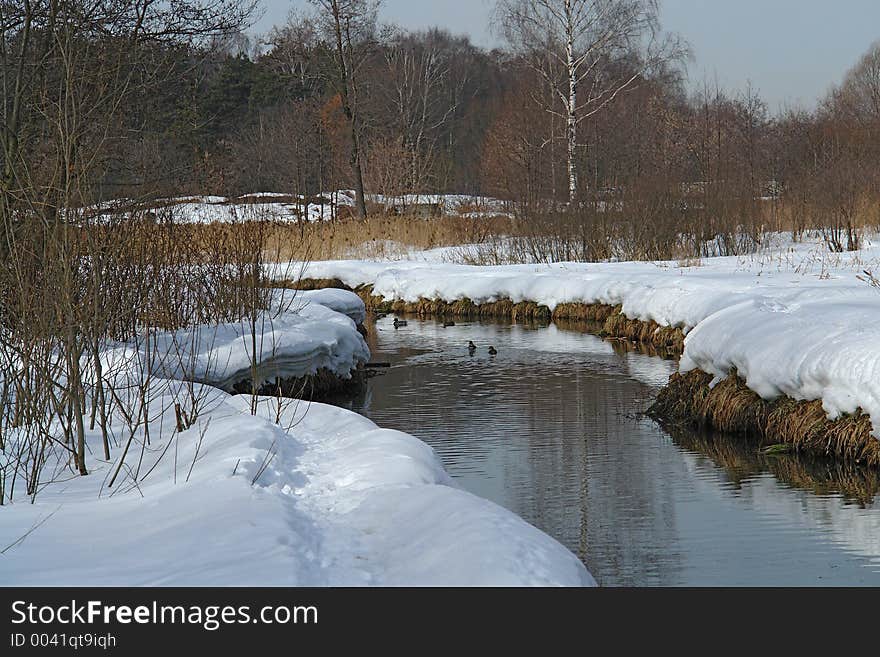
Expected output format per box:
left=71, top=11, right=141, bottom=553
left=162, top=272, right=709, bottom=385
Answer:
left=255, top=1, right=880, bottom=110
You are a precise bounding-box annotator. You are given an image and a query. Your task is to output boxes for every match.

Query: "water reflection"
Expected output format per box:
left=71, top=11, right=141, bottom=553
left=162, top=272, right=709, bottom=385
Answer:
left=331, top=315, right=880, bottom=586
left=667, top=426, right=880, bottom=507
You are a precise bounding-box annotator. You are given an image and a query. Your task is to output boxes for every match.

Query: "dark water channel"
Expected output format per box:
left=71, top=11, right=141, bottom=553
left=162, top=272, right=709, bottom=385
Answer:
left=329, top=315, right=880, bottom=586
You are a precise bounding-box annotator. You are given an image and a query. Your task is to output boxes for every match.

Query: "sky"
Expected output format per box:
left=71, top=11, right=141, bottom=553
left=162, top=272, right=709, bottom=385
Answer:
left=254, top=1, right=880, bottom=111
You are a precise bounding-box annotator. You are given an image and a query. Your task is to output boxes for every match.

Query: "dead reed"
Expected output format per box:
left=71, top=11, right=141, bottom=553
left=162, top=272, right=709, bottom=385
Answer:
left=263, top=214, right=514, bottom=262
left=650, top=369, right=880, bottom=467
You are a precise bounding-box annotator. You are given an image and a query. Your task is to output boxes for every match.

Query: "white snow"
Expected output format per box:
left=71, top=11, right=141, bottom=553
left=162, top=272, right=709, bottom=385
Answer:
left=87, top=193, right=347, bottom=224
left=85, top=191, right=511, bottom=225
left=0, top=290, right=593, bottom=587
left=99, top=290, right=369, bottom=393
left=368, top=193, right=511, bottom=217
left=294, top=288, right=367, bottom=326
left=289, top=233, right=880, bottom=436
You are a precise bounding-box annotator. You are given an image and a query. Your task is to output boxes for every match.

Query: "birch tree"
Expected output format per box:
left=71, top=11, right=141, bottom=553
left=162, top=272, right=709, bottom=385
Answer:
left=496, top=0, right=681, bottom=203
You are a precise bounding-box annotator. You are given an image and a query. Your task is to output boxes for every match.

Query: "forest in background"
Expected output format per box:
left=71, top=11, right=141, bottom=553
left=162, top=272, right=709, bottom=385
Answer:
left=3, top=0, right=880, bottom=261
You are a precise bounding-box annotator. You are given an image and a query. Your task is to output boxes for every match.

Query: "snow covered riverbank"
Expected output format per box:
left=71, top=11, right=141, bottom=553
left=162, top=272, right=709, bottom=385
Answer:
left=291, top=234, right=880, bottom=438
left=96, top=289, right=371, bottom=394
left=0, top=290, right=593, bottom=586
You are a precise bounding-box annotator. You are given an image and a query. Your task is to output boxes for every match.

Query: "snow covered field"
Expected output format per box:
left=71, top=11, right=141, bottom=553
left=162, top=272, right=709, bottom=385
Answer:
left=292, top=233, right=880, bottom=438
left=0, top=290, right=593, bottom=587
left=87, top=192, right=510, bottom=224
left=89, top=193, right=344, bottom=223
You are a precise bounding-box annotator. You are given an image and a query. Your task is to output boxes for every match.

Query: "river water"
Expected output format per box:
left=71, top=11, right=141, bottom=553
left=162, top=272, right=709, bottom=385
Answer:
left=329, top=315, right=880, bottom=586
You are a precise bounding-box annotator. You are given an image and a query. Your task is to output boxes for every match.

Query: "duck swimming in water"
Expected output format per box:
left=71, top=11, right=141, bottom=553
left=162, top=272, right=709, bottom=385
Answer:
left=442, top=321, right=455, bottom=328
left=488, top=346, right=498, bottom=355
left=467, top=340, right=477, bottom=354
left=393, top=318, right=407, bottom=328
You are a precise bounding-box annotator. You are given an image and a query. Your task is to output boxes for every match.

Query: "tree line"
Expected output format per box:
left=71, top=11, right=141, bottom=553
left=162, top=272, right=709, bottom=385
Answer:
left=3, top=0, right=880, bottom=242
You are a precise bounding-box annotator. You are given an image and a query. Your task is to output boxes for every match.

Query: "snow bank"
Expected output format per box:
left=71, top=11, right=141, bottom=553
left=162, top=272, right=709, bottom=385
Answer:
left=679, top=294, right=880, bottom=434
left=88, top=193, right=347, bottom=224
left=101, top=290, right=369, bottom=393
left=292, top=235, right=880, bottom=436
left=278, top=399, right=594, bottom=586
left=294, top=288, right=367, bottom=325
left=1, top=289, right=593, bottom=586
left=368, top=193, right=511, bottom=217
left=0, top=392, right=593, bottom=587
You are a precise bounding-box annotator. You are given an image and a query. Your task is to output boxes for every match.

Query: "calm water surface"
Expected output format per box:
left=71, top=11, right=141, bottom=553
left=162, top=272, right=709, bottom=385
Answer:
left=330, top=315, right=880, bottom=586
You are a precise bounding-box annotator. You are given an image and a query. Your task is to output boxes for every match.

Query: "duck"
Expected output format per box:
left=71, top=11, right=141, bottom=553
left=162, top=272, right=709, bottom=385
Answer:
left=467, top=340, right=477, bottom=354
left=393, top=318, right=407, bottom=329
left=442, top=321, right=455, bottom=328
left=488, top=346, right=498, bottom=355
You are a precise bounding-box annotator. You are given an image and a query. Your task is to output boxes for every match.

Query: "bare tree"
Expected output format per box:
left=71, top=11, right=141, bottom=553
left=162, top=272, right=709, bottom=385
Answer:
left=263, top=13, right=323, bottom=95
left=481, top=73, right=559, bottom=210
left=1, top=0, right=257, bottom=482
left=381, top=29, right=470, bottom=195
left=495, top=0, right=683, bottom=203
left=309, top=0, right=380, bottom=219
left=828, top=41, right=880, bottom=125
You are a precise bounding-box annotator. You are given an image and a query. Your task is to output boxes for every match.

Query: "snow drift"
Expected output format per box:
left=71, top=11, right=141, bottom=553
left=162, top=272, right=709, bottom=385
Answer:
left=0, top=289, right=593, bottom=587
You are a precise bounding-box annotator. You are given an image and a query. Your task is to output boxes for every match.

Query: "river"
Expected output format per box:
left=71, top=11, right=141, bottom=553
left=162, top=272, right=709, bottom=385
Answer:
left=329, top=314, right=880, bottom=585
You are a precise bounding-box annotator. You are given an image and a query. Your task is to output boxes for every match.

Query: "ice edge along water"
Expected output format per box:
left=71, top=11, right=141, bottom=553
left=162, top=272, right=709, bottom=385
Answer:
left=0, top=289, right=594, bottom=587
left=293, top=234, right=880, bottom=439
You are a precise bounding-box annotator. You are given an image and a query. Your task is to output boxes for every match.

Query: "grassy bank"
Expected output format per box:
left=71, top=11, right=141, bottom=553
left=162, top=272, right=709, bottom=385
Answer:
left=286, top=278, right=686, bottom=353
left=650, top=369, right=880, bottom=468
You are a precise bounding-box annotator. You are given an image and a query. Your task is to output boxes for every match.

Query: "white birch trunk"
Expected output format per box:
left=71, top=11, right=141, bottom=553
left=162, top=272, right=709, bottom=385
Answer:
left=565, top=1, right=578, bottom=204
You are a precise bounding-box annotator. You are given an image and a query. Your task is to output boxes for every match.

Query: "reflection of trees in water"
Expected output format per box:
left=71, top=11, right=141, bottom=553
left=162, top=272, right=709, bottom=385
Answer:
left=666, top=424, right=880, bottom=507
left=509, top=368, right=684, bottom=586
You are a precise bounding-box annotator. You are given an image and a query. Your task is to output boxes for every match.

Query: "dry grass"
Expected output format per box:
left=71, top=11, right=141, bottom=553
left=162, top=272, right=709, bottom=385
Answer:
left=552, top=302, right=618, bottom=322
left=767, top=195, right=880, bottom=240
left=597, top=306, right=685, bottom=352
left=378, top=296, right=553, bottom=322
left=551, top=301, right=685, bottom=351
left=650, top=369, right=880, bottom=467
left=125, top=213, right=511, bottom=263
left=266, top=197, right=880, bottom=264
left=263, top=214, right=514, bottom=261
left=103, top=191, right=880, bottom=268
left=285, top=277, right=353, bottom=291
